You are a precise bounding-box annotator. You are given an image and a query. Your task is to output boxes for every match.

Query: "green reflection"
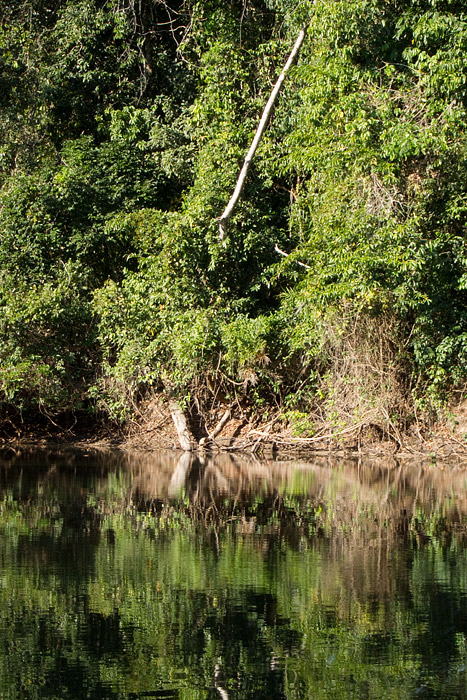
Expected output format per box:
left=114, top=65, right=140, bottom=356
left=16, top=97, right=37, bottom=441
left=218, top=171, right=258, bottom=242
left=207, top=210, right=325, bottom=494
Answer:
left=0, top=449, right=466, bottom=699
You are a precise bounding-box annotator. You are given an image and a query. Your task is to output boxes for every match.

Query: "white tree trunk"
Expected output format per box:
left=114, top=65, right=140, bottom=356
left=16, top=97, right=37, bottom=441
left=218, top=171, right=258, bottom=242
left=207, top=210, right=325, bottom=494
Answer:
left=168, top=452, right=193, bottom=495
left=219, top=26, right=308, bottom=240
left=169, top=399, right=193, bottom=451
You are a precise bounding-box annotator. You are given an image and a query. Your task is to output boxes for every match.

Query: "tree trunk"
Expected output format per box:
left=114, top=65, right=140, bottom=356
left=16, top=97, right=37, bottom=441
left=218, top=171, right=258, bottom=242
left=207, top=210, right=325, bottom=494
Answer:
left=168, top=399, right=193, bottom=451
left=219, top=26, right=308, bottom=240
left=168, top=452, right=193, bottom=495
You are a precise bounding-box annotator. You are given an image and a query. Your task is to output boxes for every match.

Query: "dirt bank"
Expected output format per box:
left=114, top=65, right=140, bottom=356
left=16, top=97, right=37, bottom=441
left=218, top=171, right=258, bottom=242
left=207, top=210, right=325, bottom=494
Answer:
left=2, top=393, right=467, bottom=459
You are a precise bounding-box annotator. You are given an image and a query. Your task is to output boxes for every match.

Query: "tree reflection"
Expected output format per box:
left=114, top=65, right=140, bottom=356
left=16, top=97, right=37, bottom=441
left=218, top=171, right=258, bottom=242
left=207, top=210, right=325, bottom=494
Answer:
left=0, top=448, right=467, bottom=699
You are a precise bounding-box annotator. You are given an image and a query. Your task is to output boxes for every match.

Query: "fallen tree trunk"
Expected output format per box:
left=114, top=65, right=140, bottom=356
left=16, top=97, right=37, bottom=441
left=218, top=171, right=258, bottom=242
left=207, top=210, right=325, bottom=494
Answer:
left=210, top=408, right=231, bottom=439
left=219, top=25, right=308, bottom=240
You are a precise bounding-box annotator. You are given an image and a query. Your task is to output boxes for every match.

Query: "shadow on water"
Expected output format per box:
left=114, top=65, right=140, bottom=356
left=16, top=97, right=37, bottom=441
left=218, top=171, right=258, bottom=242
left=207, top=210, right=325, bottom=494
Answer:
left=0, top=447, right=467, bottom=699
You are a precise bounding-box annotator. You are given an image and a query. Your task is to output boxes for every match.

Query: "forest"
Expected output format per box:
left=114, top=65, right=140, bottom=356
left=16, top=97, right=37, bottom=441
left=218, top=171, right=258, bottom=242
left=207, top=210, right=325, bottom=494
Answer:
left=1, top=0, right=467, bottom=444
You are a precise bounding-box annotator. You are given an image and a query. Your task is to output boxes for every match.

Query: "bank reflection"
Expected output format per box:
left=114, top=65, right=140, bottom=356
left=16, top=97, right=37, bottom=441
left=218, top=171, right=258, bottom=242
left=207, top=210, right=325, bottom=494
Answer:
left=0, top=447, right=467, bottom=700
left=125, top=450, right=467, bottom=524
left=1, top=447, right=467, bottom=528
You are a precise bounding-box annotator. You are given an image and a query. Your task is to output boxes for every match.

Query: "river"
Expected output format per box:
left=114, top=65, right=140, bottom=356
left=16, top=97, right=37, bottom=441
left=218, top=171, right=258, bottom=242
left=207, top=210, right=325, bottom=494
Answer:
left=0, top=447, right=466, bottom=699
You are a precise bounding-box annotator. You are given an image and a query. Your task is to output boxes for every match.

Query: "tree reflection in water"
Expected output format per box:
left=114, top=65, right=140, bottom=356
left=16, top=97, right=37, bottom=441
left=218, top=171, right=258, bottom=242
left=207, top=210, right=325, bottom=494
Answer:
left=0, top=447, right=466, bottom=699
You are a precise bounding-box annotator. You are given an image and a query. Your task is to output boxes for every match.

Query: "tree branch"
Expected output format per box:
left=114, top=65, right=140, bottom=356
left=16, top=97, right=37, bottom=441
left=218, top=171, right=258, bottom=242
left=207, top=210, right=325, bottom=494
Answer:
left=218, top=26, right=308, bottom=240
left=274, top=243, right=311, bottom=269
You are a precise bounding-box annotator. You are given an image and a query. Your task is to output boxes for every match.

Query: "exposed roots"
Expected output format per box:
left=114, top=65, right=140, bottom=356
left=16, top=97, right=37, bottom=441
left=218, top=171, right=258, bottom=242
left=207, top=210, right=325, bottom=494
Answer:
left=311, top=310, right=414, bottom=450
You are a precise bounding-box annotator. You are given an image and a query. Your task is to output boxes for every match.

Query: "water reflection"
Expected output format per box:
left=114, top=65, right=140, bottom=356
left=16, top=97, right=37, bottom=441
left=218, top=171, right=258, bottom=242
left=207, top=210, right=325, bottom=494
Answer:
left=1, top=447, right=466, bottom=517
left=0, top=447, right=466, bottom=699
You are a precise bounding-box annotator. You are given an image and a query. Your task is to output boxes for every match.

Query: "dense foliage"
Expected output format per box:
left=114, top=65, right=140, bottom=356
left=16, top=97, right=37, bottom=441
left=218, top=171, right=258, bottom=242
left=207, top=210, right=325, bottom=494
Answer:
left=1, top=0, right=467, bottom=431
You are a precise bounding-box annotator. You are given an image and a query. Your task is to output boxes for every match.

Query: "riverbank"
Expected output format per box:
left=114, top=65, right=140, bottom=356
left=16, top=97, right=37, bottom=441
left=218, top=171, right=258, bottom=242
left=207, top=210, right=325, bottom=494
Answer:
left=2, top=393, right=467, bottom=459
left=122, top=394, right=467, bottom=458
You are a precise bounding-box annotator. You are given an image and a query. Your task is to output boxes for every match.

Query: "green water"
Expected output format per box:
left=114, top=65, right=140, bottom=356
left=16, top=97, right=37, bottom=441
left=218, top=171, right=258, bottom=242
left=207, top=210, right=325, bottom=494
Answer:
left=0, top=448, right=467, bottom=699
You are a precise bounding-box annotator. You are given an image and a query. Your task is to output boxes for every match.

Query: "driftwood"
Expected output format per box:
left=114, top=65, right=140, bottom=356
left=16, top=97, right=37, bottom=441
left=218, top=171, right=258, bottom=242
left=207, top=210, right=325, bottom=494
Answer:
left=218, top=26, right=308, bottom=240
left=210, top=408, right=231, bottom=439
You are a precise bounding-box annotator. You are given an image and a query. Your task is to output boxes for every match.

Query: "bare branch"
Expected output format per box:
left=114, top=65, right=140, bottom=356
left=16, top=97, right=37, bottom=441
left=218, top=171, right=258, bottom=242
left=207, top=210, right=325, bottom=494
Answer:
left=274, top=244, right=311, bottom=269
left=219, top=26, right=308, bottom=240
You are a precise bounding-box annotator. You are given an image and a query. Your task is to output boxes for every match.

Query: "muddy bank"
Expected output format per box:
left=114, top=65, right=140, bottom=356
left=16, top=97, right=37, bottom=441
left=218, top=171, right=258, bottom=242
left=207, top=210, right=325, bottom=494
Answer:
left=2, top=393, right=467, bottom=459
left=101, top=393, right=467, bottom=459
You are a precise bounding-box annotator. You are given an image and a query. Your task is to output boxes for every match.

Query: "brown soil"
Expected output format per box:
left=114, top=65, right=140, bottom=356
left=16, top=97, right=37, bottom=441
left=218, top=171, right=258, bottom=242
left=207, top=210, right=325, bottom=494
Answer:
left=118, top=394, right=467, bottom=459
left=3, top=393, right=466, bottom=460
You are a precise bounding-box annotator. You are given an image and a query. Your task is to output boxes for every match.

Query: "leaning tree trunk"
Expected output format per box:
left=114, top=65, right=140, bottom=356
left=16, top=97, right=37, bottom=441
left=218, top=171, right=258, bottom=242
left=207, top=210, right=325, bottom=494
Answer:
left=218, top=26, right=308, bottom=240
left=162, top=378, right=194, bottom=450
left=169, top=399, right=193, bottom=451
